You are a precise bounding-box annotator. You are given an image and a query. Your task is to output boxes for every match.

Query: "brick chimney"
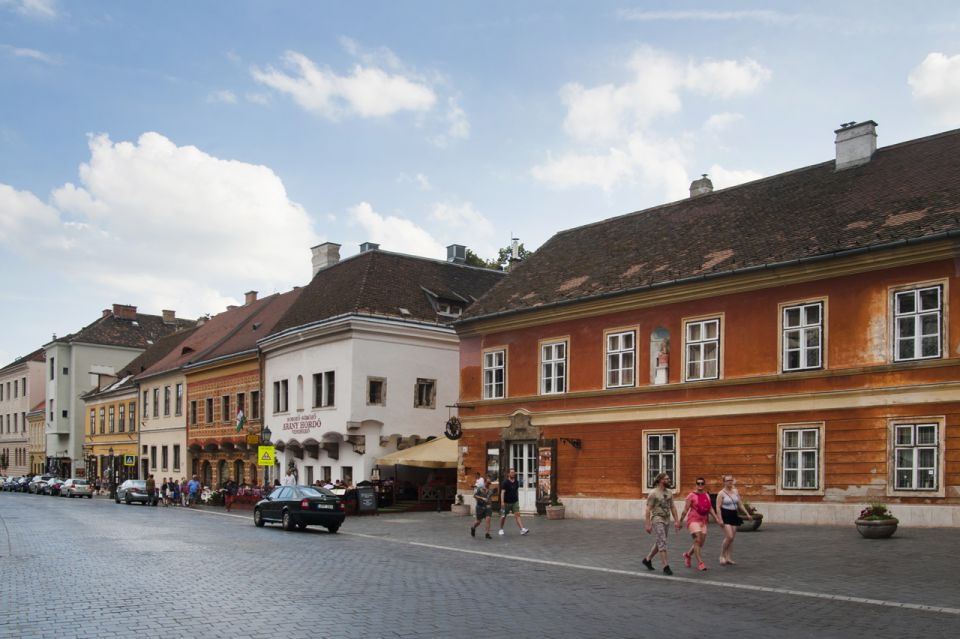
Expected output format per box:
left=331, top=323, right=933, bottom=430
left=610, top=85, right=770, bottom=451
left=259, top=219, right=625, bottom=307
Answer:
left=244, top=291, right=258, bottom=305
left=112, top=304, right=137, bottom=320
left=689, top=174, right=713, bottom=198
left=835, top=120, right=877, bottom=170
left=102, top=309, right=111, bottom=318
left=161, top=309, right=176, bottom=324
left=311, top=242, right=341, bottom=278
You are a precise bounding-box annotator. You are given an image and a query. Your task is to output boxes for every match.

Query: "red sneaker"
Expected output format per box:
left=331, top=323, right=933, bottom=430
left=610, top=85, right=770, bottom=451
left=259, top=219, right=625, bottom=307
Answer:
left=683, top=552, right=692, bottom=568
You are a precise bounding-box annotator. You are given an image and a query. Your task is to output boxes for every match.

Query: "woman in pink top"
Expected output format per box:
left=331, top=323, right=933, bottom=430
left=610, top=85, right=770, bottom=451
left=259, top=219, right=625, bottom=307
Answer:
left=679, top=477, right=720, bottom=571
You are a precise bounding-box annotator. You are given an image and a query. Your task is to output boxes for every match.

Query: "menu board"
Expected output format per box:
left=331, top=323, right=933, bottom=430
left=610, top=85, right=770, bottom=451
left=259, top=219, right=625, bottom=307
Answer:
left=538, top=445, right=553, bottom=502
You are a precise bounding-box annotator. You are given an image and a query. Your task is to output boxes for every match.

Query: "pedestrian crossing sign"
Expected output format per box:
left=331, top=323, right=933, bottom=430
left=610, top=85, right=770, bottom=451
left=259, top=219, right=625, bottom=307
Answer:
left=258, top=446, right=276, bottom=466
left=123, top=455, right=136, bottom=466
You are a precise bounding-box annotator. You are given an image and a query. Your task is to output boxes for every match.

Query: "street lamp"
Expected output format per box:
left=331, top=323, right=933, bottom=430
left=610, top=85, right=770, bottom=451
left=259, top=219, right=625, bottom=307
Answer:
left=260, top=425, right=271, bottom=486
left=108, top=447, right=116, bottom=500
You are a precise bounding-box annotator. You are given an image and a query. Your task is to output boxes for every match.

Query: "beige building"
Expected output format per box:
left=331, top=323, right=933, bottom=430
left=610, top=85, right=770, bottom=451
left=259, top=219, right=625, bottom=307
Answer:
left=0, top=348, right=45, bottom=477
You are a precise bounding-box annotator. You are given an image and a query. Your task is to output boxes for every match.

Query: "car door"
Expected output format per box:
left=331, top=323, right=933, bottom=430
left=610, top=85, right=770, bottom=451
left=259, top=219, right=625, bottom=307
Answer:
left=263, top=487, right=288, bottom=521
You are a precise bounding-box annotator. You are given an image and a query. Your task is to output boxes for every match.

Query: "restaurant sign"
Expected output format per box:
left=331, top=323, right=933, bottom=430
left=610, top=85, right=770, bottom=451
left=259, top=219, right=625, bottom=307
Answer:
left=282, top=412, right=321, bottom=435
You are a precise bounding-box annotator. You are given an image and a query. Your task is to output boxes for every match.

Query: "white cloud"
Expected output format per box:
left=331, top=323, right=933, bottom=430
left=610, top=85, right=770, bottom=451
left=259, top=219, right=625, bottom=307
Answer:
left=206, top=89, right=237, bottom=104
left=706, top=164, right=764, bottom=190
left=431, top=97, right=470, bottom=146
left=617, top=9, right=798, bottom=24
left=2, top=0, right=59, bottom=19
left=245, top=92, right=271, bottom=106
left=908, top=52, right=960, bottom=126
left=251, top=50, right=436, bottom=120
left=0, top=44, right=59, bottom=64
left=0, top=132, right=319, bottom=317
left=430, top=201, right=493, bottom=238
left=703, top=112, right=744, bottom=132
left=348, top=201, right=445, bottom=258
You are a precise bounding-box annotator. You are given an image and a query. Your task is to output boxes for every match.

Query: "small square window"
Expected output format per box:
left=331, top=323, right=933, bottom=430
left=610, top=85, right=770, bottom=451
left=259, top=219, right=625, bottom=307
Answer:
left=368, top=378, right=386, bottom=405
left=414, top=379, right=436, bottom=408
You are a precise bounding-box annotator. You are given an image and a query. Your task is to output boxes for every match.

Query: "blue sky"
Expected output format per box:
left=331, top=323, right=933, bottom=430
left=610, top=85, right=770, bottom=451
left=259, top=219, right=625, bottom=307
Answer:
left=2, top=1, right=959, bottom=366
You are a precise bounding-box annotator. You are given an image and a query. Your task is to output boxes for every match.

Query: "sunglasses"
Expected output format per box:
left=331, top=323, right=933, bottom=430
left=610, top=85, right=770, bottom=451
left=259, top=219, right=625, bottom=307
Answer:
left=696, top=481, right=705, bottom=485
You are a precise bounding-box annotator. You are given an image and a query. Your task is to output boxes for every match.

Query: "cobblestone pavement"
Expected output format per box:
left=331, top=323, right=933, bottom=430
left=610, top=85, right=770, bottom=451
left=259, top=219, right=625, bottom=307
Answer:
left=1, top=492, right=956, bottom=638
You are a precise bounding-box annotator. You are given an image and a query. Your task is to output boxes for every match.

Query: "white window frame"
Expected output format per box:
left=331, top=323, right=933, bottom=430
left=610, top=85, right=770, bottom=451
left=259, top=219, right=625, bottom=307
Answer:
left=776, top=423, right=824, bottom=495
left=414, top=378, right=436, bottom=409
left=273, top=380, right=289, bottom=414
left=887, top=418, right=944, bottom=497
left=604, top=328, right=636, bottom=389
left=641, top=429, right=679, bottom=492
left=482, top=348, right=506, bottom=400
left=683, top=316, right=721, bottom=382
left=781, top=300, right=825, bottom=372
left=539, top=339, right=568, bottom=395
left=892, top=284, right=944, bottom=362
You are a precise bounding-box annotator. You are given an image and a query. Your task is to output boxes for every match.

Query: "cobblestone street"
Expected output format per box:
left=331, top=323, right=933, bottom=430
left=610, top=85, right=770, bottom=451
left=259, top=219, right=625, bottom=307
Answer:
left=1, top=493, right=956, bottom=638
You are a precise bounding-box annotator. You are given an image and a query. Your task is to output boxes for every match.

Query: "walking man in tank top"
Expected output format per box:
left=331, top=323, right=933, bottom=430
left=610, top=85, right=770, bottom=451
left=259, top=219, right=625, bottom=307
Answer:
left=498, top=468, right=529, bottom=536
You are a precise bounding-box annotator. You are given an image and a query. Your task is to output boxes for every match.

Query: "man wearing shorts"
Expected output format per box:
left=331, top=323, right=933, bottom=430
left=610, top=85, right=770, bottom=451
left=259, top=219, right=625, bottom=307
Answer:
left=498, top=468, right=529, bottom=536
left=642, top=472, right=681, bottom=575
left=469, top=475, right=493, bottom=539
left=187, top=475, right=201, bottom=507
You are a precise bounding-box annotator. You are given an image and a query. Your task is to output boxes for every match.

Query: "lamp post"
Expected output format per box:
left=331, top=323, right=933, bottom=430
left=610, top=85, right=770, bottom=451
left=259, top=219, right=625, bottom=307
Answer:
left=260, top=425, right=271, bottom=487
left=108, top=447, right=116, bottom=500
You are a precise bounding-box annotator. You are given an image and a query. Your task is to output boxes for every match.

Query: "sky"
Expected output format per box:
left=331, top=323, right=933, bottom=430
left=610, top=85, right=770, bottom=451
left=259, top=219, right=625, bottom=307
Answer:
left=1, top=1, right=959, bottom=366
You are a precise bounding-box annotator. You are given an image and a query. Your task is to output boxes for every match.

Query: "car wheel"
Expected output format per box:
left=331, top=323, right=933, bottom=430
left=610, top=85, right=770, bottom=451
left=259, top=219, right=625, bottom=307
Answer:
left=326, top=524, right=340, bottom=534
left=115, top=497, right=120, bottom=504
left=125, top=495, right=132, bottom=505
left=296, top=522, right=307, bottom=530
left=281, top=511, right=294, bottom=531
left=253, top=508, right=265, bottom=527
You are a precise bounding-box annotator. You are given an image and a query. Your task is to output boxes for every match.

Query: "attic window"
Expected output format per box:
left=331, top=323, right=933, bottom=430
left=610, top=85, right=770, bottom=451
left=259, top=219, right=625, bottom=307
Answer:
left=437, top=302, right=463, bottom=317
left=181, top=346, right=194, bottom=356
left=252, top=322, right=262, bottom=330
left=398, top=308, right=411, bottom=317
left=132, top=321, right=139, bottom=327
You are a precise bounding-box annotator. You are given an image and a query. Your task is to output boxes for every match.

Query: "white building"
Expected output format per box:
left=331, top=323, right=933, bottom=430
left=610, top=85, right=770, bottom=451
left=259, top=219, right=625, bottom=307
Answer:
left=258, top=243, right=504, bottom=486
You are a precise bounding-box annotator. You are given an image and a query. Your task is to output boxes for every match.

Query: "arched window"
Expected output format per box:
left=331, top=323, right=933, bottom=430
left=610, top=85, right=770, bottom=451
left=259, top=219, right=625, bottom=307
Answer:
left=234, top=459, right=244, bottom=484
left=217, top=459, right=227, bottom=486
left=201, top=461, right=212, bottom=487
left=249, top=463, right=258, bottom=487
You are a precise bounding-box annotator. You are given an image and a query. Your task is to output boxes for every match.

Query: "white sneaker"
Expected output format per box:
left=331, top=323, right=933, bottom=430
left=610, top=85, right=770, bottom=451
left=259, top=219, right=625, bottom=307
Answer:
left=498, top=529, right=505, bottom=536
left=520, top=528, right=529, bottom=535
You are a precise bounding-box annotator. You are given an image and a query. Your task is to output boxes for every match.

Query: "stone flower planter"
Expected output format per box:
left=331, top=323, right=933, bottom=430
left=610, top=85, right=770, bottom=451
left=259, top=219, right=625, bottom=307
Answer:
left=545, top=505, right=565, bottom=520
left=450, top=503, right=471, bottom=517
left=855, top=518, right=899, bottom=539
left=737, top=514, right=762, bottom=532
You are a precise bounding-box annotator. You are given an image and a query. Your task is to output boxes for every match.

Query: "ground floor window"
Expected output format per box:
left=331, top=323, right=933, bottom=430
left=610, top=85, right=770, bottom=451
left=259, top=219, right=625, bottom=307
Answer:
left=777, top=423, right=824, bottom=495
left=642, top=430, right=678, bottom=490
left=891, top=420, right=941, bottom=492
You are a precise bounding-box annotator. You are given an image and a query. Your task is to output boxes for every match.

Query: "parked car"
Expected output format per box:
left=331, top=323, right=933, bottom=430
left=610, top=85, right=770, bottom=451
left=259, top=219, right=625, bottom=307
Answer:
left=45, top=478, right=65, bottom=496
left=60, top=478, right=94, bottom=498
left=253, top=485, right=345, bottom=533
left=2, top=476, right=19, bottom=491
left=116, top=479, right=154, bottom=505
left=14, top=476, right=31, bottom=492
left=29, top=475, right=53, bottom=494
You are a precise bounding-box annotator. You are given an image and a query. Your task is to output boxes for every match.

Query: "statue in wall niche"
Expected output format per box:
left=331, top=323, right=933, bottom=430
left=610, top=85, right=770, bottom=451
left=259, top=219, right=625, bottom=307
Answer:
left=650, top=328, right=670, bottom=385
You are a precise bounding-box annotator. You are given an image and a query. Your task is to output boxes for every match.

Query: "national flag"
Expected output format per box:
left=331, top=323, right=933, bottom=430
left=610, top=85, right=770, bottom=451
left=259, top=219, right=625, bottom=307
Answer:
left=235, top=408, right=247, bottom=433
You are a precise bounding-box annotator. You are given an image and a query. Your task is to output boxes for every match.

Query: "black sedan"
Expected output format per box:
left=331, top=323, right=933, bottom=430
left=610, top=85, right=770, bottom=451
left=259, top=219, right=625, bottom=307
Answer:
left=253, top=485, right=345, bottom=533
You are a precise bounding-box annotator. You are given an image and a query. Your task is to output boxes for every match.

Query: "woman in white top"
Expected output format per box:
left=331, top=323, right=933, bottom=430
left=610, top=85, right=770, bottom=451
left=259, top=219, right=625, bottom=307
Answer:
left=714, top=475, right=752, bottom=565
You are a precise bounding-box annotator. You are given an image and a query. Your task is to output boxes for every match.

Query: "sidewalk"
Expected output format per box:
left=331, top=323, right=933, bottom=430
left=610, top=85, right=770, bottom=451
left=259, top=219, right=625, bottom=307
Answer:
left=334, top=510, right=958, bottom=613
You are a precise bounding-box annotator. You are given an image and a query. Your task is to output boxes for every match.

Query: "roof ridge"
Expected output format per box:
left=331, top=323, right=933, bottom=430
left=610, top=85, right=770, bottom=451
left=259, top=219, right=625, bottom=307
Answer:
left=187, top=293, right=281, bottom=364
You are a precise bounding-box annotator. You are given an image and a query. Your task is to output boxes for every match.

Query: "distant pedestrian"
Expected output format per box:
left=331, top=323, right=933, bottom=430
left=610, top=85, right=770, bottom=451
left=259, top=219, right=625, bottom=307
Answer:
left=145, top=474, right=157, bottom=506
left=160, top=478, right=169, bottom=506
left=470, top=475, right=493, bottom=539
left=224, top=479, right=238, bottom=512
left=172, top=480, right=181, bottom=506
left=187, top=475, right=201, bottom=507
left=498, top=468, right=529, bottom=536
left=180, top=477, right=189, bottom=506
left=716, top=475, right=752, bottom=566
left=642, top=472, right=681, bottom=575
left=679, top=477, right=721, bottom=571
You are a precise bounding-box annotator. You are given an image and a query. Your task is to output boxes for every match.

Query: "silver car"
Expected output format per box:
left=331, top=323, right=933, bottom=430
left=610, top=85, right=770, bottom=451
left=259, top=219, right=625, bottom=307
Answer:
left=116, top=479, right=153, bottom=505
left=60, top=478, right=94, bottom=498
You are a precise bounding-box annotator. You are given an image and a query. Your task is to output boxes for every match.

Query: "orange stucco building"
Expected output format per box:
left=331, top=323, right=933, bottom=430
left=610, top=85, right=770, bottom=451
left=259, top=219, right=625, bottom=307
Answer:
left=455, top=122, right=960, bottom=525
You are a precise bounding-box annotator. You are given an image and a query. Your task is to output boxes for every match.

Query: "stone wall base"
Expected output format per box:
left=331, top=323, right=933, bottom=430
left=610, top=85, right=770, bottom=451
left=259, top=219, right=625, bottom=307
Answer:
left=562, top=497, right=960, bottom=527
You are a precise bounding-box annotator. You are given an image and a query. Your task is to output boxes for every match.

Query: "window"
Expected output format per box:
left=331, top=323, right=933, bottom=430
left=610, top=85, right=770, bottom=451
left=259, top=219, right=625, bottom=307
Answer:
left=108, top=406, right=115, bottom=433
left=313, top=371, right=336, bottom=408
left=367, top=378, right=386, bottom=405
left=894, top=285, right=942, bottom=361
left=175, top=383, right=183, bottom=416
left=49, top=399, right=54, bottom=422
left=893, top=422, right=940, bottom=490
left=237, top=392, right=246, bottom=417
left=415, top=379, right=436, bottom=408
left=21, top=377, right=26, bottom=396
left=251, top=391, right=260, bottom=420
left=63, top=367, right=68, bottom=375
left=143, top=391, right=149, bottom=418
left=341, top=466, right=353, bottom=484
left=779, top=425, right=822, bottom=492
left=50, top=357, right=55, bottom=380
left=222, top=395, right=231, bottom=422
left=99, top=408, right=105, bottom=434
left=684, top=318, right=720, bottom=381
left=483, top=350, right=506, bottom=400
left=273, top=380, right=288, bottom=413
left=643, top=431, right=677, bottom=489
left=161, top=446, right=168, bottom=471
left=61, top=409, right=68, bottom=419
left=13, top=379, right=17, bottom=398
left=605, top=330, right=636, bottom=388
left=782, top=302, right=823, bottom=371
left=150, top=446, right=157, bottom=470
left=205, top=398, right=214, bottom=424
left=189, top=400, right=197, bottom=426
left=152, top=388, right=159, bottom=418
left=119, top=404, right=125, bottom=433
left=540, top=340, right=567, bottom=394
left=173, top=445, right=181, bottom=471
left=163, top=386, right=171, bottom=416
left=128, top=402, right=136, bottom=431
left=89, top=409, right=95, bottom=435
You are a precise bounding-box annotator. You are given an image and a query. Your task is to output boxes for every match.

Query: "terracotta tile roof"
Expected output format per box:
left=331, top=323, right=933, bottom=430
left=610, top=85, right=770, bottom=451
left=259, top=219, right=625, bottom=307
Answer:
left=462, top=127, right=960, bottom=322
left=0, top=347, right=46, bottom=373
left=51, top=310, right=196, bottom=350
left=269, top=249, right=505, bottom=336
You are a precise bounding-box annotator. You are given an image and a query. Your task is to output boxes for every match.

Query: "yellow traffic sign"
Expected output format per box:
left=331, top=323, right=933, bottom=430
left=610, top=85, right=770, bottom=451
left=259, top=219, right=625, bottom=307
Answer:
left=257, top=446, right=275, bottom=466
left=123, top=455, right=136, bottom=467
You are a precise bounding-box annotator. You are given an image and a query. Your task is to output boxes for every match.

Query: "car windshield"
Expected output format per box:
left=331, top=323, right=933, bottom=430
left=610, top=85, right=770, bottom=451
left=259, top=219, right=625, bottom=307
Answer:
left=72, top=480, right=88, bottom=485
left=296, top=486, right=335, bottom=498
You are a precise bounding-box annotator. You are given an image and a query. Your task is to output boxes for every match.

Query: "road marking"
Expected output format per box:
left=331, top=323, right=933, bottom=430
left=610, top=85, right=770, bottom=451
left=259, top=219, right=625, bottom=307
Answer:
left=344, top=533, right=960, bottom=616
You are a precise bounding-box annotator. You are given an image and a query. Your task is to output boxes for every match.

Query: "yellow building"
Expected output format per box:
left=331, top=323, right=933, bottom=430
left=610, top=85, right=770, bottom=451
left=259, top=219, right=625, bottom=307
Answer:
left=27, top=402, right=45, bottom=475
left=81, top=380, right=139, bottom=484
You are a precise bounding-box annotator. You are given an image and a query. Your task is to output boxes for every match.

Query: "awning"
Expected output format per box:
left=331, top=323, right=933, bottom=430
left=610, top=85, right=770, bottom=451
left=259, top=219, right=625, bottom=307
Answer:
left=375, top=437, right=457, bottom=469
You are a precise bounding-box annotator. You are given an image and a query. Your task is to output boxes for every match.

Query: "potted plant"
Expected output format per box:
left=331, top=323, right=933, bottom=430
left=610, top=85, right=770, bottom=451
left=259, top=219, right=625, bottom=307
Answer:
left=855, top=503, right=898, bottom=539
left=737, top=502, right=763, bottom=531
left=545, top=498, right=565, bottom=520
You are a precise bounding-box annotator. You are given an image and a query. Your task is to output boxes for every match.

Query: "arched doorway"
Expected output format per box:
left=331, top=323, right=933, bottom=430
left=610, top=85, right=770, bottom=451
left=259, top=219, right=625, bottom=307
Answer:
left=201, top=460, right=212, bottom=487
left=217, top=460, right=227, bottom=486
left=233, top=459, right=244, bottom=484
left=249, top=463, right=258, bottom=487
